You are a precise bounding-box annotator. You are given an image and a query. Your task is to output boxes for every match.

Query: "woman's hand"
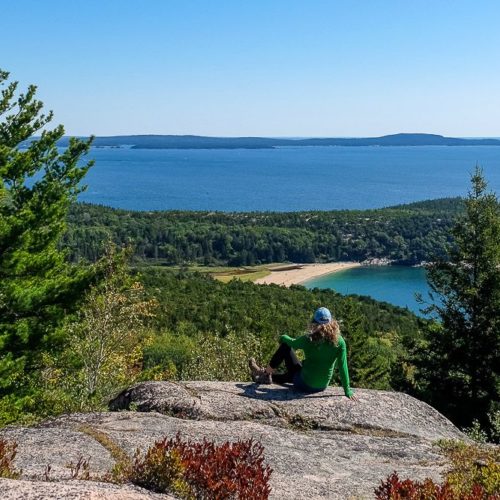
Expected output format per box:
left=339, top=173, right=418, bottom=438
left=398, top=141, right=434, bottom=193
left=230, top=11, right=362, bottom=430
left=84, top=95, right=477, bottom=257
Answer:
left=347, top=393, right=359, bottom=401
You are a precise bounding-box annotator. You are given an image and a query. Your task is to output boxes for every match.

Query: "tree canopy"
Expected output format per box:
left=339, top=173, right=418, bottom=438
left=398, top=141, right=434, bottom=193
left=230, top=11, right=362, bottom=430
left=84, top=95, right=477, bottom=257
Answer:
left=418, top=167, right=500, bottom=432
left=0, top=69, right=95, bottom=400
left=64, top=198, right=463, bottom=266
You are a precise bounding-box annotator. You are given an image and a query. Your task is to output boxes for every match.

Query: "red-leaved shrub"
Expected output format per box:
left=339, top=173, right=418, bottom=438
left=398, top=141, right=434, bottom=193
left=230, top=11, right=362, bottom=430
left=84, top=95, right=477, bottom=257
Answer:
left=0, top=437, right=21, bottom=479
left=374, top=471, right=494, bottom=500
left=174, top=435, right=272, bottom=499
left=131, top=434, right=272, bottom=499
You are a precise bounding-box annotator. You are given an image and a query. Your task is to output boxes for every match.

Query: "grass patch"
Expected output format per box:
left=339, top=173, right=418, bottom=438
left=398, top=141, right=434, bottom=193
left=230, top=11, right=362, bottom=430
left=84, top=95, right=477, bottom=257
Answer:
left=135, top=262, right=289, bottom=283
left=209, top=263, right=295, bottom=283
left=78, top=425, right=131, bottom=481
left=216, top=269, right=271, bottom=283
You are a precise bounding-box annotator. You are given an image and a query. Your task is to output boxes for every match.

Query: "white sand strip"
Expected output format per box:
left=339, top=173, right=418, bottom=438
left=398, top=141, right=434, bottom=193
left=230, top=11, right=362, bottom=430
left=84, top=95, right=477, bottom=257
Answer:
left=254, top=262, right=361, bottom=287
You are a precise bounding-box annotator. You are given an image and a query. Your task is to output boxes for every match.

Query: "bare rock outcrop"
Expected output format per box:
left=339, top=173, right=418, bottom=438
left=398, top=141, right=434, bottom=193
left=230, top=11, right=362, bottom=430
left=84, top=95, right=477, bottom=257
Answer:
left=0, top=479, right=169, bottom=499
left=1, top=381, right=466, bottom=499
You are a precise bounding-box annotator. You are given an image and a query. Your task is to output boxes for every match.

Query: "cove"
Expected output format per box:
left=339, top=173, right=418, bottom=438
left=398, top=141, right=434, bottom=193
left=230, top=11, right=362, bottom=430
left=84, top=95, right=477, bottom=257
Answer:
left=304, top=266, right=431, bottom=315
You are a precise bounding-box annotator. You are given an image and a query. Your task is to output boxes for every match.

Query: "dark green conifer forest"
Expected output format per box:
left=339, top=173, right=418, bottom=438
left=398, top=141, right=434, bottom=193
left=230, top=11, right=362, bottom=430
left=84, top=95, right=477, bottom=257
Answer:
left=65, top=198, right=462, bottom=266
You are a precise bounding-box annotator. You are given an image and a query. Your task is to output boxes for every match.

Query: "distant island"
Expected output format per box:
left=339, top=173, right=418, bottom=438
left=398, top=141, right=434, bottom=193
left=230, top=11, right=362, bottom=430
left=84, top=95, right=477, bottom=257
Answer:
left=51, top=133, right=500, bottom=149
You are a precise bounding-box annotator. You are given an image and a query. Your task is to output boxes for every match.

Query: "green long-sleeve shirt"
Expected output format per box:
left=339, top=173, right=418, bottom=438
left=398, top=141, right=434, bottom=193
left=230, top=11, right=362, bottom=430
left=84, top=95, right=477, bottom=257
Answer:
left=279, top=334, right=353, bottom=396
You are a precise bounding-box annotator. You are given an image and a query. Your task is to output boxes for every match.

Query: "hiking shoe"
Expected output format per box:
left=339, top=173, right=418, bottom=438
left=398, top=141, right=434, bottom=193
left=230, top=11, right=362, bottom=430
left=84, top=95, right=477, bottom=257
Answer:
left=248, top=357, right=264, bottom=382
left=255, top=371, right=273, bottom=384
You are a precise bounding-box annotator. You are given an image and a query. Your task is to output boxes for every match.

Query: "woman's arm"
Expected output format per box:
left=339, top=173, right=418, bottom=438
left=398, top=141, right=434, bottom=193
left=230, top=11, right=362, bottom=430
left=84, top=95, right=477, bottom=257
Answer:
left=337, top=338, right=355, bottom=398
left=279, top=334, right=308, bottom=350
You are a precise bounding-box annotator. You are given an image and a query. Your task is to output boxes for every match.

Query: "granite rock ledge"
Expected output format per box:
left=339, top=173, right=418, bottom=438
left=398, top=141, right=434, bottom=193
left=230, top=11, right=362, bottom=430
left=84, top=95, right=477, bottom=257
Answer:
left=1, top=381, right=466, bottom=499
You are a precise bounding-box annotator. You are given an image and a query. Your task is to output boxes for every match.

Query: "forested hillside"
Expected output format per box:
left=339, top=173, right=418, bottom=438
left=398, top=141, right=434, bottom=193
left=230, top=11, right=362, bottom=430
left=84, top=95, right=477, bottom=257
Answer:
left=65, top=198, right=464, bottom=265
left=139, top=268, right=424, bottom=392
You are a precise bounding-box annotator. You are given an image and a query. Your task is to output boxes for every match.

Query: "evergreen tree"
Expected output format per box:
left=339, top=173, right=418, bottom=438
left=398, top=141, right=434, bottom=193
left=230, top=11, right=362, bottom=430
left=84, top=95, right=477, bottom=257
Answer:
left=338, top=297, right=397, bottom=390
left=0, top=70, right=95, bottom=405
left=418, top=167, right=500, bottom=429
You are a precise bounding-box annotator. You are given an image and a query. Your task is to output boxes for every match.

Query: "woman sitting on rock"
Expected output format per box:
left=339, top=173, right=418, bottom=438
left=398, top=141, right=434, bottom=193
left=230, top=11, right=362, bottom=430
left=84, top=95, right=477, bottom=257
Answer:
left=249, top=307, right=357, bottom=400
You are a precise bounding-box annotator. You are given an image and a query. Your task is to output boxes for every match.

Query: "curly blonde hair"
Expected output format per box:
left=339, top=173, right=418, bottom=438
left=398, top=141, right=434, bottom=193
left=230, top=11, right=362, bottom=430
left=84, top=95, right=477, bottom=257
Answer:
left=309, top=320, right=340, bottom=345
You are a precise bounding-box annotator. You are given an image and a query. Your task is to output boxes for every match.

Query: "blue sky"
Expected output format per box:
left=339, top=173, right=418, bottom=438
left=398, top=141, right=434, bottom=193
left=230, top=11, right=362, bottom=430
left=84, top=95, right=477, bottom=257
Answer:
left=2, top=1, right=499, bottom=136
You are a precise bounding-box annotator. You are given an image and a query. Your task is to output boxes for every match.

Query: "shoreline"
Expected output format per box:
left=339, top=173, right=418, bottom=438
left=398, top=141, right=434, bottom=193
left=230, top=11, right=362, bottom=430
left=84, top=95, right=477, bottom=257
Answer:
left=254, top=262, right=361, bottom=287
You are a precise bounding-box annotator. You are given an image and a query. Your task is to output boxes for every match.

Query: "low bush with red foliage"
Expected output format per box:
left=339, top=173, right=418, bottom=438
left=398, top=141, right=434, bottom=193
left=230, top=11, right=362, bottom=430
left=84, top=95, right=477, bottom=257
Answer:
left=375, top=440, right=500, bottom=500
left=130, top=434, right=272, bottom=499
left=0, top=437, right=21, bottom=479
left=374, top=471, right=496, bottom=500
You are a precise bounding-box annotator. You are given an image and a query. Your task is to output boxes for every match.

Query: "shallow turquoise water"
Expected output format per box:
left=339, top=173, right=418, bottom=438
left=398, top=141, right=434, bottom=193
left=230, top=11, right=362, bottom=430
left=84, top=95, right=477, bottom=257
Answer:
left=304, top=266, right=430, bottom=315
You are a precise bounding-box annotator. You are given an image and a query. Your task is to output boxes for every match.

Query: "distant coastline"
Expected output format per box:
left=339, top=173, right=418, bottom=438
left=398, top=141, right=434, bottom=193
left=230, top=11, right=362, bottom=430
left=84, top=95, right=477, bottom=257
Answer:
left=47, top=133, right=500, bottom=150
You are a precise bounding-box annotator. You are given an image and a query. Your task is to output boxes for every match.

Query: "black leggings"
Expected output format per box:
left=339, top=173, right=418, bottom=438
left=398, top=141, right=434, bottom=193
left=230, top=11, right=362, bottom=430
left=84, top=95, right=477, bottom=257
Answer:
left=269, top=343, right=302, bottom=384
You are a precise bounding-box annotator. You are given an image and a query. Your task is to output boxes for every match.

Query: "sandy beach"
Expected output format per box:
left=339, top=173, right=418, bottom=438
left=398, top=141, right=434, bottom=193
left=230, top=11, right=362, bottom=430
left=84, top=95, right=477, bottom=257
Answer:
left=254, top=262, right=361, bottom=287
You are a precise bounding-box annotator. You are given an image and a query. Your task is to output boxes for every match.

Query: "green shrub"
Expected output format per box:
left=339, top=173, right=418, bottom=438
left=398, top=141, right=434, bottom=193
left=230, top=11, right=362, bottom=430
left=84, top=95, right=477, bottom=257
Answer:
left=19, top=250, right=159, bottom=419
left=488, top=410, right=500, bottom=444
left=462, top=410, right=500, bottom=445
left=143, top=329, right=264, bottom=383
left=464, top=420, right=489, bottom=444
left=130, top=445, right=191, bottom=498
left=142, top=331, right=197, bottom=379
left=183, top=331, right=263, bottom=382
left=440, top=441, right=500, bottom=497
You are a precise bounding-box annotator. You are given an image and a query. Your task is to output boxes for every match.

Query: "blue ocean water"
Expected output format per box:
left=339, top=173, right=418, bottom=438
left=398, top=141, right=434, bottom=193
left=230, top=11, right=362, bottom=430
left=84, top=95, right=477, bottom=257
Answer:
left=79, top=146, right=500, bottom=211
left=304, top=266, right=431, bottom=315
